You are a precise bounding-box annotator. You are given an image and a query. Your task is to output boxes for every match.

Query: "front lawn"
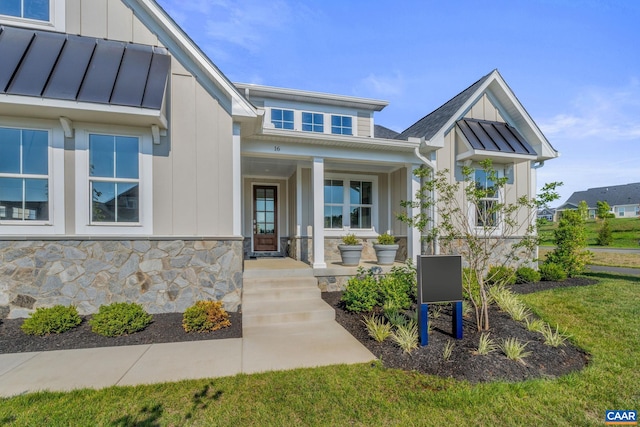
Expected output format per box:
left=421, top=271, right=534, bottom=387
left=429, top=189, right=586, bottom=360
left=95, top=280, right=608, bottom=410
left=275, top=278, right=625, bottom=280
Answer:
left=1, top=273, right=638, bottom=426
left=539, top=217, right=640, bottom=248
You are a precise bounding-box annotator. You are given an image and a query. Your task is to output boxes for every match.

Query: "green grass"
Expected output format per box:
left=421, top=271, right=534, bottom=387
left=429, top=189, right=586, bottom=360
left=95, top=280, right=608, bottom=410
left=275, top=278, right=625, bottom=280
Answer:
left=539, top=217, right=640, bottom=248
left=1, top=273, right=639, bottom=426
left=538, top=248, right=640, bottom=269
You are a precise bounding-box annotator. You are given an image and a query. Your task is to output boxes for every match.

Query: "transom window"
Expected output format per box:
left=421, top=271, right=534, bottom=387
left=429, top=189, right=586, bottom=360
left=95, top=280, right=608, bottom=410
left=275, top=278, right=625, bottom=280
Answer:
left=0, top=127, right=49, bottom=221
left=302, top=112, right=323, bottom=133
left=271, top=109, right=294, bottom=130
left=0, top=0, right=49, bottom=22
left=89, top=134, right=139, bottom=223
left=331, top=115, right=352, bottom=135
left=324, top=177, right=374, bottom=230
left=474, top=169, right=498, bottom=227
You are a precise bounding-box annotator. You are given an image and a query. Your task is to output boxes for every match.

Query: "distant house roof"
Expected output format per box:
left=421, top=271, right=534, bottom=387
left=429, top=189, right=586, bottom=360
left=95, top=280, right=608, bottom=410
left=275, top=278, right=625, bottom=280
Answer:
left=456, top=119, right=537, bottom=156
left=0, top=25, right=170, bottom=109
left=374, top=124, right=400, bottom=139
left=560, top=183, right=640, bottom=209
left=395, top=71, right=493, bottom=141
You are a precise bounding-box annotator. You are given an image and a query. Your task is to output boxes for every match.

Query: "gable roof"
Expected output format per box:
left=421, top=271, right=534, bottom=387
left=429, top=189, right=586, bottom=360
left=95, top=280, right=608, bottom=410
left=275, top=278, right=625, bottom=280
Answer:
left=123, top=0, right=256, bottom=118
left=562, top=183, right=640, bottom=208
left=0, top=25, right=170, bottom=109
left=374, top=124, right=400, bottom=139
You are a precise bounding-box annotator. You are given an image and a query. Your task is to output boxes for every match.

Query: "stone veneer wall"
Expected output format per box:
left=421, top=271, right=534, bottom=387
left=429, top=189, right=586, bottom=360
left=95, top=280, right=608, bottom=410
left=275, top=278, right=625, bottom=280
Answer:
left=0, top=239, right=243, bottom=319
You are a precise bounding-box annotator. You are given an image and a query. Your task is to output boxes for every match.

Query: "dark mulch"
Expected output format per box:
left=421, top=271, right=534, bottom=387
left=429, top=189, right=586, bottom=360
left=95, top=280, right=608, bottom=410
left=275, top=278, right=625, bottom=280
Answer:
left=322, top=277, right=596, bottom=383
left=0, top=312, right=241, bottom=354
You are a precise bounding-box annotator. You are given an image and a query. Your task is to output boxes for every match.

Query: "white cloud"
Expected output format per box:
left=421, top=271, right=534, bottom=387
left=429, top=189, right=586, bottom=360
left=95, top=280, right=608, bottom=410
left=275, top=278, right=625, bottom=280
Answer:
left=358, top=72, right=405, bottom=97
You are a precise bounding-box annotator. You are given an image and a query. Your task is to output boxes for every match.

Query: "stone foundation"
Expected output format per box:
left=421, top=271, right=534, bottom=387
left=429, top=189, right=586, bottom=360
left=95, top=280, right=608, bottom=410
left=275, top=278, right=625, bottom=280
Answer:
left=0, top=239, right=243, bottom=319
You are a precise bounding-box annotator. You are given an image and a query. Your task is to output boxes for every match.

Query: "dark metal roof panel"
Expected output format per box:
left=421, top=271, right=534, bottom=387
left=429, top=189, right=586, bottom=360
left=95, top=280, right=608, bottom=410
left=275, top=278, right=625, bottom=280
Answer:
left=0, top=25, right=169, bottom=110
left=43, top=35, right=96, bottom=100
left=77, top=39, right=126, bottom=104
left=141, top=49, right=171, bottom=109
left=0, top=26, right=35, bottom=92
left=457, top=119, right=536, bottom=156
left=111, top=44, right=153, bottom=107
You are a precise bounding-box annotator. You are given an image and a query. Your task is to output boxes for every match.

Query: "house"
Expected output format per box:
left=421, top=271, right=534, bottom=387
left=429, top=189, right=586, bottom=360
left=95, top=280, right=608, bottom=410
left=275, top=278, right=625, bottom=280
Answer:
left=556, top=183, right=640, bottom=219
left=537, top=208, right=556, bottom=222
left=0, top=0, right=558, bottom=319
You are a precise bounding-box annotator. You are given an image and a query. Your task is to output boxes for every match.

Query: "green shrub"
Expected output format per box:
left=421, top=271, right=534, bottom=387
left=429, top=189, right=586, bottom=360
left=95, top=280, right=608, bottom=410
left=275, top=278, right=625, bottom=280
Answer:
left=378, top=275, right=412, bottom=310
left=539, top=262, right=568, bottom=282
left=501, top=337, right=531, bottom=363
left=183, top=301, right=231, bottom=333
left=596, top=219, right=613, bottom=246
left=362, top=315, right=392, bottom=342
left=342, top=272, right=380, bottom=313
left=546, top=210, right=591, bottom=277
left=21, top=305, right=82, bottom=336
left=376, top=232, right=395, bottom=245
left=485, top=265, right=516, bottom=286
left=515, top=266, right=541, bottom=284
left=89, top=302, right=152, bottom=337
left=462, top=268, right=480, bottom=302
left=474, top=332, right=497, bottom=355
left=341, top=233, right=360, bottom=245
left=391, top=322, right=419, bottom=354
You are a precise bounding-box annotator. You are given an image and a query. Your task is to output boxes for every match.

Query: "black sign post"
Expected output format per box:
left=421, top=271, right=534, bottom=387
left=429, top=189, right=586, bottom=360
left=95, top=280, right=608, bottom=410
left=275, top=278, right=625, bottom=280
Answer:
left=416, top=255, right=463, bottom=346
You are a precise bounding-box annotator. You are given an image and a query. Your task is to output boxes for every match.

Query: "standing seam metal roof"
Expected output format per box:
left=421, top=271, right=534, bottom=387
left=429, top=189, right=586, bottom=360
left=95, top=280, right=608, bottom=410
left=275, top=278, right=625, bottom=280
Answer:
left=456, top=119, right=537, bottom=155
left=0, top=25, right=170, bottom=109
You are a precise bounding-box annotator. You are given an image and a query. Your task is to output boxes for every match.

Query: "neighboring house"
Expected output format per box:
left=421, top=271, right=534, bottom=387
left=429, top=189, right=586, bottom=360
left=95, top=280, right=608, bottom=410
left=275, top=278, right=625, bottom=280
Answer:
left=556, top=183, right=640, bottom=219
left=0, top=0, right=558, bottom=319
left=537, top=208, right=555, bottom=222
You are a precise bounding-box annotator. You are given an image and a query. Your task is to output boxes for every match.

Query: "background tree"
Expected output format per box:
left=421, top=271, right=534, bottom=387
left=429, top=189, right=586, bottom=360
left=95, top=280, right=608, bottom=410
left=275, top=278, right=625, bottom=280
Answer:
left=577, top=200, right=589, bottom=221
left=596, top=201, right=611, bottom=220
left=399, top=159, right=561, bottom=331
left=596, top=218, right=613, bottom=246
left=545, top=210, right=591, bottom=276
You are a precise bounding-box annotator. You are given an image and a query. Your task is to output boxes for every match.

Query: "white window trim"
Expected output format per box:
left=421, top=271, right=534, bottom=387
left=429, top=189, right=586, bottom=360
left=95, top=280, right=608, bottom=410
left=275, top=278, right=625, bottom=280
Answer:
left=324, top=173, right=378, bottom=237
left=269, top=108, right=294, bottom=130
left=0, top=0, right=65, bottom=32
left=469, top=167, right=504, bottom=235
left=0, top=117, right=65, bottom=235
left=330, top=114, right=353, bottom=136
left=75, top=126, right=153, bottom=235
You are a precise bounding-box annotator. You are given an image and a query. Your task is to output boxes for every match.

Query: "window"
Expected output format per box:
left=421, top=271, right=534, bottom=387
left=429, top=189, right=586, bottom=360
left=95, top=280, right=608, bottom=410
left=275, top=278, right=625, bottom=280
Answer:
left=271, top=109, right=294, bottom=130
left=331, top=115, right=352, bottom=135
left=324, top=175, right=375, bottom=230
left=0, top=127, right=49, bottom=222
left=89, top=134, right=139, bottom=223
left=75, top=127, right=152, bottom=235
left=302, top=112, right=323, bottom=133
left=0, top=0, right=49, bottom=21
left=474, top=169, right=499, bottom=227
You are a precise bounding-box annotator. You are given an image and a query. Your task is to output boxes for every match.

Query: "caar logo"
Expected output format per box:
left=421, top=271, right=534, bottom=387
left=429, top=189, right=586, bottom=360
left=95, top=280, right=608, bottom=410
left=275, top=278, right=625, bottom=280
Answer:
left=606, top=410, right=637, bottom=425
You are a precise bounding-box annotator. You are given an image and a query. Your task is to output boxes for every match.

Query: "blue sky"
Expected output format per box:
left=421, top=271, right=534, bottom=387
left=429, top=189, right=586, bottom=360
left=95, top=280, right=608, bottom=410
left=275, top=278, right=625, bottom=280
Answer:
left=156, top=0, right=640, bottom=207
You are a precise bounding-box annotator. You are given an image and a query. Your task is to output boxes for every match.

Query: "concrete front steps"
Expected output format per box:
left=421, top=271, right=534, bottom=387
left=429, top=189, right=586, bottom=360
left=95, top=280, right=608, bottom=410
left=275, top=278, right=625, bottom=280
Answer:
left=242, top=259, right=335, bottom=329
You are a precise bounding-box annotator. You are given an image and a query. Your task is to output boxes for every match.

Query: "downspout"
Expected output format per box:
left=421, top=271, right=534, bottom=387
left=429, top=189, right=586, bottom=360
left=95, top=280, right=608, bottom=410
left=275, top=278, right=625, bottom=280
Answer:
left=413, top=145, right=439, bottom=255
left=531, top=160, right=545, bottom=262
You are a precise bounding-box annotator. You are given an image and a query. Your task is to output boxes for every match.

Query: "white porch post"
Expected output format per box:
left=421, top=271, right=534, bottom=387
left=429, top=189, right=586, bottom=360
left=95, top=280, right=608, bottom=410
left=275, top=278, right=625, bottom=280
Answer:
left=232, top=123, right=242, bottom=236
left=406, top=164, right=421, bottom=260
left=312, top=157, right=326, bottom=268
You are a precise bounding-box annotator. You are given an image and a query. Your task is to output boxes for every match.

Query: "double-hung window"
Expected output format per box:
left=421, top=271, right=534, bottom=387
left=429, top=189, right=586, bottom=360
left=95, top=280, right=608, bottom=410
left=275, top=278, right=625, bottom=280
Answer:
left=0, top=127, right=49, bottom=222
left=474, top=169, right=499, bottom=227
left=271, top=109, right=294, bottom=130
left=0, top=0, right=49, bottom=21
left=302, top=112, right=323, bottom=133
left=324, top=175, right=375, bottom=231
left=89, top=134, right=140, bottom=223
left=331, top=115, right=352, bottom=135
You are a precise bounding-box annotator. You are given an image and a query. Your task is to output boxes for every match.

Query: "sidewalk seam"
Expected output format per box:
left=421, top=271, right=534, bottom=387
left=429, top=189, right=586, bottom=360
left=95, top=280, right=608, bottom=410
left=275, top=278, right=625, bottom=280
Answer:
left=114, top=344, right=153, bottom=386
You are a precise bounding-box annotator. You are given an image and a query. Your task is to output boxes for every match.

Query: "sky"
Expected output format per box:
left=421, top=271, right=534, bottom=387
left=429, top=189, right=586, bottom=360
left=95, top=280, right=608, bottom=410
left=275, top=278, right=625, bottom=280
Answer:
left=156, top=0, right=640, bottom=207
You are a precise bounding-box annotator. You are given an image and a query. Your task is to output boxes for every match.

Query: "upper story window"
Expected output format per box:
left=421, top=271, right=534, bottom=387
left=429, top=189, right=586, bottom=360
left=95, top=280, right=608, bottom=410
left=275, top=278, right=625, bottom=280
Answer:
left=0, top=0, right=65, bottom=32
left=474, top=169, right=499, bottom=227
left=331, top=115, right=352, bottom=135
left=271, top=109, right=294, bottom=130
left=0, top=127, right=49, bottom=221
left=302, top=112, right=323, bottom=133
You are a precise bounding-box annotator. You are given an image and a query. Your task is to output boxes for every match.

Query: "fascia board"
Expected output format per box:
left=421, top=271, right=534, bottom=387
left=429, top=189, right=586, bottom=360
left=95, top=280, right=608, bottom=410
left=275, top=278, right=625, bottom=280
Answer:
left=258, top=128, right=420, bottom=151
left=123, top=0, right=256, bottom=119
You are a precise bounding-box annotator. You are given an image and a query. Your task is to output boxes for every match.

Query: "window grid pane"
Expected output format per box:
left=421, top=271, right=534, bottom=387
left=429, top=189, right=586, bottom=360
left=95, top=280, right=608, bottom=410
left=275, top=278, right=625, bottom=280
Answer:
left=331, top=115, right=352, bottom=135
left=302, top=112, right=323, bottom=133
left=271, top=109, right=294, bottom=130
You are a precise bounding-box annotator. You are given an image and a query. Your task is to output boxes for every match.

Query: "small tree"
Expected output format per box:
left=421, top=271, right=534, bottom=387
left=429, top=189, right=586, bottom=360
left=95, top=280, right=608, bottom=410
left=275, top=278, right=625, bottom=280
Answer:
left=596, top=219, right=613, bottom=246
left=398, top=159, right=561, bottom=331
left=577, top=200, right=589, bottom=221
left=596, top=201, right=611, bottom=220
left=546, top=210, right=591, bottom=277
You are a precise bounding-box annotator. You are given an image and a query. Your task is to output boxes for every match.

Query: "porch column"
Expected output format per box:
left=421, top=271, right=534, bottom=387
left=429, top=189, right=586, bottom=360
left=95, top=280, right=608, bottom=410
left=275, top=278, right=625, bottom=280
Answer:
left=406, top=164, right=421, bottom=261
left=312, top=157, right=326, bottom=268
left=232, top=122, right=242, bottom=236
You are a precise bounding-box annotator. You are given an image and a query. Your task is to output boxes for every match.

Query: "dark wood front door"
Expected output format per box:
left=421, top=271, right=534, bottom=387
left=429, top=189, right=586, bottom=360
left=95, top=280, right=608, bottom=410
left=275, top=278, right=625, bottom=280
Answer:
left=253, top=185, right=278, bottom=252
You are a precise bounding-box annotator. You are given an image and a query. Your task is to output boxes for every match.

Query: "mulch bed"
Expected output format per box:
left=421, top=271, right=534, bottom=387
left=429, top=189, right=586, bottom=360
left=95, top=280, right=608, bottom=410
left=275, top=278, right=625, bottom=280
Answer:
left=322, top=277, right=599, bottom=383
left=0, top=312, right=241, bottom=354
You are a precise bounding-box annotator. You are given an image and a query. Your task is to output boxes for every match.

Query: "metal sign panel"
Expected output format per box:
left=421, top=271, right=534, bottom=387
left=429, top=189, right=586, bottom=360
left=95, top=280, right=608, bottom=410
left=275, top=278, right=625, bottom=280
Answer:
left=417, top=255, right=463, bottom=304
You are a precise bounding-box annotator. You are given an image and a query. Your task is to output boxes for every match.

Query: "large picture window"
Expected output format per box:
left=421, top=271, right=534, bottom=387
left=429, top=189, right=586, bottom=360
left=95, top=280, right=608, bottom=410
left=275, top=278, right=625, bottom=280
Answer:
left=324, top=175, right=375, bottom=230
left=0, top=127, right=49, bottom=222
left=474, top=169, right=499, bottom=227
left=89, top=134, right=140, bottom=223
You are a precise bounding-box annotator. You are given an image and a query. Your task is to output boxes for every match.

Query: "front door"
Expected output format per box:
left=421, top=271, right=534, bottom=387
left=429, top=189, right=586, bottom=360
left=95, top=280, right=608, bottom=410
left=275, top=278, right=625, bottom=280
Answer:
left=253, top=185, right=278, bottom=252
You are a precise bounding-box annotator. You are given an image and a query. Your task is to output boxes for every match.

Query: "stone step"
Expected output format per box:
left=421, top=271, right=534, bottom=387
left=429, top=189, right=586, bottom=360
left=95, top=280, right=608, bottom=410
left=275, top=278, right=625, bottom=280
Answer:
left=243, top=268, right=315, bottom=279
left=243, top=285, right=320, bottom=305
left=243, top=276, right=319, bottom=290
left=242, top=298, right=335, bottom=328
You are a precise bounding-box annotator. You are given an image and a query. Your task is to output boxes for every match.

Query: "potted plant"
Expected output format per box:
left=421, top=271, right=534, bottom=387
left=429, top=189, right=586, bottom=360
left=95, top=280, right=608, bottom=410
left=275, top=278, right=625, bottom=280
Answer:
left=338, top=234, right=363, bottom=266
left=373, top=232, right=399, bottom=265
